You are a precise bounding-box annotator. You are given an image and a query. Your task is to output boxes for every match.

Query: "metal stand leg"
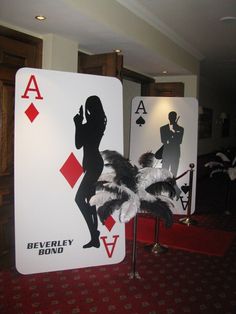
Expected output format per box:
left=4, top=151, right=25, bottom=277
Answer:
left=128, top=215, right=141, bottom=279
left=224, top=179, right=232, bottom=215
left=145, top=217, right=168, bottom=254
left=179, top=163, right=197, bottom=226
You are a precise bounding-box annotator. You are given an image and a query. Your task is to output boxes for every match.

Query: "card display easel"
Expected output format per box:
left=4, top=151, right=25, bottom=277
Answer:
left=128, top=215, right=141, bottom=279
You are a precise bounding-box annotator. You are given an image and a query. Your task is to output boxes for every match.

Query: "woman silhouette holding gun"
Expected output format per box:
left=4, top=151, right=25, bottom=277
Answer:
left=74, top=96, right=107, bottom=248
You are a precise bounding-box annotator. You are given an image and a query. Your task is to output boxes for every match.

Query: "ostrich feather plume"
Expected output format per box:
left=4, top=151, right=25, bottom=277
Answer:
left=228, top=167, right=236, bottom=181
left=216, top=152, right=230, bottom=162
left=205, top=149, right=236, bottom=181
left=92, top=150, right=177, bottom=227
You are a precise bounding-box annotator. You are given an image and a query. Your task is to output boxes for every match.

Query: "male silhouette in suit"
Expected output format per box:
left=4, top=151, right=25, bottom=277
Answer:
left=160, top=111, right=184, bottom=177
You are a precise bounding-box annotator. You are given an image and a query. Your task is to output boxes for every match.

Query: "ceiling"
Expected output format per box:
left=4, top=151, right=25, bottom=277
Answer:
left=0, top=0, right=235, bottom=94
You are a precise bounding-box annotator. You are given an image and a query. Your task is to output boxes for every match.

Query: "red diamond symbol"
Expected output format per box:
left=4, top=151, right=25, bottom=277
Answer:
left=60, top=153, right=84, bottom=188
left=104, top=215, right=116, bottom=232
left=25, top=103, right=39, bottom=122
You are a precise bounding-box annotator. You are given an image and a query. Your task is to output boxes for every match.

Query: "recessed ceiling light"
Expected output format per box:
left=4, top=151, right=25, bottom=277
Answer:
left=219, top=16, right=236, bottom=22
left=162, top=70, right=168, bottom=74
left=35, top=15, right=46, bottom=21
left=113, top=49, right=122, bottom=53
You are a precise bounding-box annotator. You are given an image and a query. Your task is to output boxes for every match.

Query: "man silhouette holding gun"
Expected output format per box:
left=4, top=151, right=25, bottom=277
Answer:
left=160, top=111, right=184, bottom=177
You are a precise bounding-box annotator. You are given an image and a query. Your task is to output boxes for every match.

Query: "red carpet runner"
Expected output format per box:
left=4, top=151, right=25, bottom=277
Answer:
left=126, top=215, right=236, bottom=256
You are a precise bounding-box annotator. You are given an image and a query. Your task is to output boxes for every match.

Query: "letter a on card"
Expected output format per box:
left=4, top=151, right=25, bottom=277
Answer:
left=100, top=235, right=119, bottom=258
left=21, top=74, right=43, bottom=100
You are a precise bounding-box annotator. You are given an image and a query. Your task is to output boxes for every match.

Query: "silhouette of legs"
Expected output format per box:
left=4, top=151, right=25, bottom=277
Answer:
left=162, top=154, right=181, bottom=199
left=75, top=171, right=100, bottom=248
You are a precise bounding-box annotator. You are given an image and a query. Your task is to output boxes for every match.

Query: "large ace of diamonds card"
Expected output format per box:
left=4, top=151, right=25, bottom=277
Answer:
left=15, top=68, right=125, bottom=274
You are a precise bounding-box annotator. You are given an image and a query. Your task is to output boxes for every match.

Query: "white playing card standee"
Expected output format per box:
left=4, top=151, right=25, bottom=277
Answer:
left=15, top=67, right=125, bottom=274
left=130, top=96, right=198, bottom=216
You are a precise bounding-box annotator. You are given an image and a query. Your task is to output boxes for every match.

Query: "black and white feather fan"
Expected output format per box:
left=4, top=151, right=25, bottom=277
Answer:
left=90, top=150, right=177, bottom=228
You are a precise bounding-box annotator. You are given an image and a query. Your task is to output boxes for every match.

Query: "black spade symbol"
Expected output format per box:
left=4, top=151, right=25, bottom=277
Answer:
left=136, top=116, right=145, bottom=127
left=181, top=184, right=190, bottom=194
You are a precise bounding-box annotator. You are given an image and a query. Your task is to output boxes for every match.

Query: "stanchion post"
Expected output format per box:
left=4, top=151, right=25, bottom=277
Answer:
left=179, top=163, right=197, bottom=226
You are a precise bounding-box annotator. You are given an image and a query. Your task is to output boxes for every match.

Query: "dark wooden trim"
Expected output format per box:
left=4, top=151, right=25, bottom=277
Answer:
left=78, top=51, right=154, bottom=83
left=0, top=25, right=43, bottom=68
left=77, top=51, right=89, bottom=72
left=122, top=67, right=154, bottom=84
left=142, top=81, right=184, bottom=97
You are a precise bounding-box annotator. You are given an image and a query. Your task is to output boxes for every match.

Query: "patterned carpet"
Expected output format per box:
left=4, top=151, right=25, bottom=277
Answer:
left=0, top=213, right=236, bottom=314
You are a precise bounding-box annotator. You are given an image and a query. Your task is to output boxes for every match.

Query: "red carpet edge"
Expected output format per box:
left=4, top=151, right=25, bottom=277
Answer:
left=126, top=216, right=236, bottom=256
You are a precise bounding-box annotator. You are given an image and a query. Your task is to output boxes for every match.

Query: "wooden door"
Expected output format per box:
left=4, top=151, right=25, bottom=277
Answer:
left=0, top=26, right=42, bottom=268
left=78, top=52, right=123, bottom=80
left=142, top=82, right=184, bottom=97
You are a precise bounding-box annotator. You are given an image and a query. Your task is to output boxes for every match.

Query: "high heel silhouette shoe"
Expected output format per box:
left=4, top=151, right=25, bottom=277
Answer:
left=83, top=230, right=100, bottom=248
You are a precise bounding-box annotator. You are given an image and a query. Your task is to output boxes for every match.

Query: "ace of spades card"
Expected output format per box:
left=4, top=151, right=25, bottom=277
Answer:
left=130, top=96, right=198, bottom=216
left=14, top=68, right=125, bottom=274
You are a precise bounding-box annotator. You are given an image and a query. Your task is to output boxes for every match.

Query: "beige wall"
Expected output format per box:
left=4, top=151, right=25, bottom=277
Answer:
left=123, top=79, right=141, bottom=158
left=42, top=34, right=78, bottom=72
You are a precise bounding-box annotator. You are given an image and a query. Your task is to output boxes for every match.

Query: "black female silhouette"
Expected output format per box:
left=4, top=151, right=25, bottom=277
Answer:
left=73, top=96, right=107, bottom=248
